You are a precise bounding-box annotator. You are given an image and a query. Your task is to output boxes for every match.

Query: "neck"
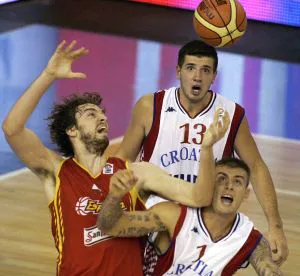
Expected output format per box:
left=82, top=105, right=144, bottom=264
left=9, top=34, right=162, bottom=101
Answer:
left=73, top=146, right=107, bottom=177
left=201, top=207, right=237, bottom=242
left=178, top=89, right=212, bottom=118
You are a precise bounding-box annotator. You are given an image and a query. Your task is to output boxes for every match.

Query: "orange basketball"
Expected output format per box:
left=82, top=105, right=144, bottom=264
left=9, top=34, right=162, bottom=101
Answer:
left=193, top=0, right=247, bottom=47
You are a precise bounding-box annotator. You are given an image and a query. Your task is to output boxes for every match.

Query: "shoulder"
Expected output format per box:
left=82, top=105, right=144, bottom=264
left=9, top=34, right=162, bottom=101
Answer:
left=135, top=93, right=154, bottom=109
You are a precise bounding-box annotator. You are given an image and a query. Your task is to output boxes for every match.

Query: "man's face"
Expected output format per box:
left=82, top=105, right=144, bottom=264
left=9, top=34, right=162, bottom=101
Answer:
left=212, top=165, right=249, bottom=215
left=176, top=55, right=217, bottom=104
left=74, top=103, right=109, bottom=154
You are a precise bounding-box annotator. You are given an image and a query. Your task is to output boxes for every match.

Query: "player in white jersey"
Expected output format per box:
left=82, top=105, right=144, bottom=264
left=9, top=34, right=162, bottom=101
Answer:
left=98, top=157, right=282, bottom=275
left=116, top=40, right=287, bottom=264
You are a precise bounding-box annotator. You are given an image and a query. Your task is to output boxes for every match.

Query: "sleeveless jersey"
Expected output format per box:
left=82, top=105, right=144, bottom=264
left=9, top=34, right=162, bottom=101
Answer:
left=150, top=206, right=262, bottom=276
left=49, top=157, right=145, bottom=276
left=142, top=88, right=244, bottom=207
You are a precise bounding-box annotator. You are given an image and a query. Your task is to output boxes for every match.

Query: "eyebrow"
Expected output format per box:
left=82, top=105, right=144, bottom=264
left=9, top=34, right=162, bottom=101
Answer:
left=216, top=172, right=245, bottom=180
left=77, top=107, right=100, bottom=117
left=185, top=63, right=212, bottom=69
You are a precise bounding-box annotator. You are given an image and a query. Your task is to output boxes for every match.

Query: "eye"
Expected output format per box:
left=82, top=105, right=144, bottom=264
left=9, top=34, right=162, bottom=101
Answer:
left=203, top=68, right=210, bottom=73
left=87, top=112, right=96, bottom=118
left=217, top=175, right=226, bottom=183
left=186, top=65, right=194, bottom=71
left=234, top=179, right=243, bottom=186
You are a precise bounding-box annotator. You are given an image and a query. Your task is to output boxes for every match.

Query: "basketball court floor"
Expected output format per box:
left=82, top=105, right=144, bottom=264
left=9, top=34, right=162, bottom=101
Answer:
left=0, top=135, right=299, bottom=275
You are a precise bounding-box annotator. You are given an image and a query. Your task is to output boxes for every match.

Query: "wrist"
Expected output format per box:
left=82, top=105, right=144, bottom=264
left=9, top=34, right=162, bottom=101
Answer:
left=268, top=221, right=283, bottom=230
left=201, top=144, right=213, bottom=150
left=41, top=69, right=57, bottom=81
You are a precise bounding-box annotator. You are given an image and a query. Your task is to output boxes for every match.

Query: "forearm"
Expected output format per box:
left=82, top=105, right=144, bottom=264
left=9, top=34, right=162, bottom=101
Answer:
left=3, top=71, right=55, bottom=135
left=193, top=146, right=214, bottom=206
left=97, top=195, right=123, bottom=232
left=251, top=160, right=282, bottom=228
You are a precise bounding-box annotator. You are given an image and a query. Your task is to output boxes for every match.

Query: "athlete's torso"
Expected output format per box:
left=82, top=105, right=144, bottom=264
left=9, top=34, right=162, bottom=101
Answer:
left=151, top=206, right=261, bottom=276
left=142, top=88, right=244, bottom=207
left=49, top=157, right=145, bottom=276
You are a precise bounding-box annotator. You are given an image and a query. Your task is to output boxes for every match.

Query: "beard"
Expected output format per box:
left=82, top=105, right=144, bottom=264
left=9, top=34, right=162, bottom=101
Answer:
left=80, top=131, right=109, bottom=155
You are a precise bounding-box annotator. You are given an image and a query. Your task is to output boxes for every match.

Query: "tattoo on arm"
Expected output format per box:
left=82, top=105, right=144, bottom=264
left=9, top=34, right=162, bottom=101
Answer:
left=98, top=196, right=167, bottom=237
left=97, top=195, right=123, bottom=231
left=116, top=212, right=167, bottom=237
left=250, top=237, right=282, bottom=275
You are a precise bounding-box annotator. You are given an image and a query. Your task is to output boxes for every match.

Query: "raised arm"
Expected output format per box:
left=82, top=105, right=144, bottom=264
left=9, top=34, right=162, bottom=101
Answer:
left=97, top=169, right=179, bottom=237
left=130, top=109, right=230, bottom=207
left=235, top=117, right=288, bottom=264
left=115, top=94, right=153, bottom=162
left=2, top=41, right=88, bottom=179
left=249, top=237, right=283, bottom=275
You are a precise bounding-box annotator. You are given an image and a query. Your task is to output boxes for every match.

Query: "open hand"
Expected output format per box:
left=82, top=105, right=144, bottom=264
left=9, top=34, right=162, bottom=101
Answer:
left=44, top=40, right=88, bottom=79
left=202, top=108, right=230, bottom=148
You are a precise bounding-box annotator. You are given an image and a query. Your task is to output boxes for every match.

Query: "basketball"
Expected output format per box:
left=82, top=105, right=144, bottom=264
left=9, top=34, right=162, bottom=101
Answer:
left=193, top=0, right=247, bottom=47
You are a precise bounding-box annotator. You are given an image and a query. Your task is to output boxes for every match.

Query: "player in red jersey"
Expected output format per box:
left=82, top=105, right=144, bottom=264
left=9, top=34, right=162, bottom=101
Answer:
left=2, top=41, right=229, bottom=276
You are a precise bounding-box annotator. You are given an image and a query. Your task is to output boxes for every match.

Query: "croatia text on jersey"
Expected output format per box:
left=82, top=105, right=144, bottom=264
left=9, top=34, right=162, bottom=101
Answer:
left=160, top=146, right=201, bottom=168
left=166, top=259, right=213, bottom=275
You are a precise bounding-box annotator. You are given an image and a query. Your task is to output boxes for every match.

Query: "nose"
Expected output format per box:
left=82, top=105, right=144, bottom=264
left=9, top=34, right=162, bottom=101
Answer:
left=193, top=69, right=203, bottom=82
left=224, top=180, right=234, bottom=190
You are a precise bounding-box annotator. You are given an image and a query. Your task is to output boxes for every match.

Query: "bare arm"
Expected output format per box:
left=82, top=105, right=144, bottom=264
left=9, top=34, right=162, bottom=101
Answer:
left=250, top=237, right=283, bottom=275
left=235, top=117, right=288, bottom=264
left=115, top=94, right=153, bottom=162
left=97, top=169, right=179, bottom=237
left=130, top=109, right=230, bottom=207
left=2, top=41, right=88, bottom=178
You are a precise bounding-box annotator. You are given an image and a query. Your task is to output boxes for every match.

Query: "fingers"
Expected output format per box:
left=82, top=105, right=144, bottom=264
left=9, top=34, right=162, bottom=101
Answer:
left=110, top=170, right=138, bottom=196
left=70, top=72, right=87, bottom=79
left=56, top=40, right=89, bottom=59
left=69, top=47, right=89, bottom=59
left=65, top=40, right=77, bottom=54
left=55, top=40, right=66, bottom=53
left=213, top=108, right=230, bottom=137
left=267, top=229, right=289, bottom=266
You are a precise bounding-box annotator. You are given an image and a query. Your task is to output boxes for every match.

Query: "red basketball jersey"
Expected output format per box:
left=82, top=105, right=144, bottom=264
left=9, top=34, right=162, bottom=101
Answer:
left=49, top=157, right=145, bottom=276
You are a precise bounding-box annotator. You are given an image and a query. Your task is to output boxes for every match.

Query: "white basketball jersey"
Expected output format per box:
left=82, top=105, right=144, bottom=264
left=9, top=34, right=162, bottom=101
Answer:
left=142, top=88, right=245, bottom=207
left=150, top=207, right=261, bottom=276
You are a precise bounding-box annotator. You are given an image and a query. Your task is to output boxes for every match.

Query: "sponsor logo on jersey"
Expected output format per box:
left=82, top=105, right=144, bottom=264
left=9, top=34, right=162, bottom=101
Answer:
left=92, top=184, right=102, bottom=192
left=83, top=225, right=113, bottom=246
left=103, top=163, right=113, bottom=174
left=75, top=197, right=126, bottom=216
left=191, top=226, right=199, bottom=234
left=165, top=106, right=176, bottom=112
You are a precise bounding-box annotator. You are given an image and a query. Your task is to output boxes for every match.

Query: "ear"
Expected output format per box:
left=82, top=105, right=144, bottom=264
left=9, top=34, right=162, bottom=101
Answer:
left=243, top=187, right=250, bottom=200
left=211, top=70, right=218, bottom=84
left=66, top=125, right=77, bottom=138
left=176, top=65, right=181, bottom=80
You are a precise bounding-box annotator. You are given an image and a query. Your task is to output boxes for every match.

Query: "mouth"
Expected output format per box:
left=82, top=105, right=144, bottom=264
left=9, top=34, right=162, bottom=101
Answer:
left=97, top=126, right=107, bottom=134
left=220, top=194, right=234, bottom=205
left=192, top=85, right=201, bottom=94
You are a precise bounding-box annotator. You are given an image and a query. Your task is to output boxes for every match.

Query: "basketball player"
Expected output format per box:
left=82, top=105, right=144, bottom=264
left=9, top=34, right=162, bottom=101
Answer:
left=98, top=157, right=283, bottom=275
left=2, top=41, right=230, bottom=275
left=116, top=40, right=288, bottom=264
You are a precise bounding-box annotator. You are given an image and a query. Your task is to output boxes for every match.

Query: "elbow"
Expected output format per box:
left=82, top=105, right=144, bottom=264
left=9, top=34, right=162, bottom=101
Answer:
left=2, top=119, right=20, bottom=137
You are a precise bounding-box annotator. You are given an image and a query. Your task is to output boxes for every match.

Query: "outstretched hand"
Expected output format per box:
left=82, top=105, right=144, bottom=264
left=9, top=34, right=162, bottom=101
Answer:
left=44, top=40, right=88, bottom=79
left=109, top=169, right=138, bottom=199
left=202, top=108, right=230, bottom=148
